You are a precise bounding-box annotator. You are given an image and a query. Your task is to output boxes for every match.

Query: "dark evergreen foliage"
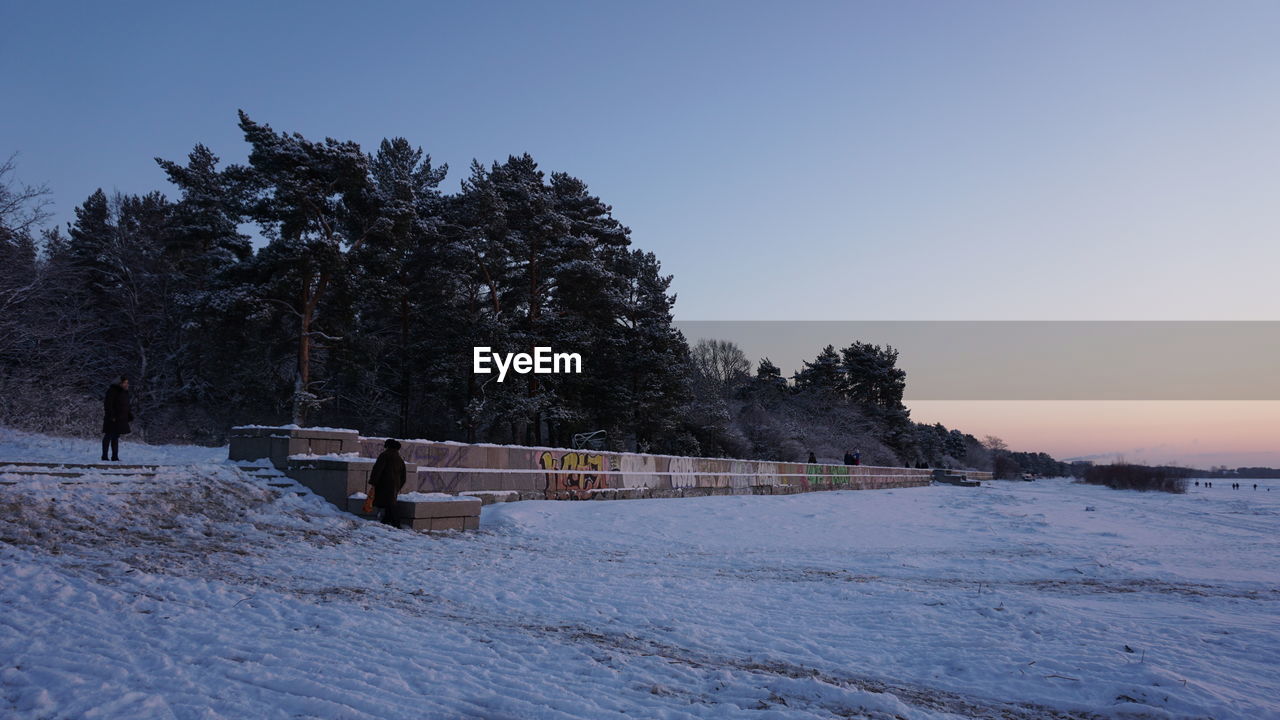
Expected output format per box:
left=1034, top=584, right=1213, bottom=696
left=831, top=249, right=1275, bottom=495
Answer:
left=1, top=130, right=1057, bottom=470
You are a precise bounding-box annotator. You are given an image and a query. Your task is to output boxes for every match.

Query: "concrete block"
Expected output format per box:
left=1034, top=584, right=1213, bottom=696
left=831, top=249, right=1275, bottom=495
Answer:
left=291, top=428, right=359, bottom=442
left=396, top=498, right=482, bottom=519
left=461, top=491, right=517, bottom=505
left=401, top=516, right=471, bottom=532
left=228, top=436, right=272, bottom=461
left=344, top=469, right=372, bottom=496
left=431, top=516, right=467, bottom=532
left=295, top=472, right=346, bottom=507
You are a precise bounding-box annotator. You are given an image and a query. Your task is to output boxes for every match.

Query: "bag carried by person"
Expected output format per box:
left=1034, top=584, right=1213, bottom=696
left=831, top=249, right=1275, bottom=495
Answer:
left=362, top=486, right=375, bottom=514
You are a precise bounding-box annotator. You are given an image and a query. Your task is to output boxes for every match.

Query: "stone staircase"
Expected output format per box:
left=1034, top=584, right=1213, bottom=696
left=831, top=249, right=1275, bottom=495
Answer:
left=0, top=461, right=165, bottom=497
left=0, top=461, right=305, bottom=498
left=228, top=462, right=308, bottom=497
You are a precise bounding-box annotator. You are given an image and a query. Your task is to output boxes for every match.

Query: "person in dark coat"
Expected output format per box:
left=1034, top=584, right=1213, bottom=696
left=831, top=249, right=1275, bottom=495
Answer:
left=844, top=451, right=855, bottom=466
left=101, top=376, right=132, bottom=461
left=852, top=450, right=861, bottom=466
left=807, top=451, right=817, bottom=464
left=369, top=438, right=407, bottom=527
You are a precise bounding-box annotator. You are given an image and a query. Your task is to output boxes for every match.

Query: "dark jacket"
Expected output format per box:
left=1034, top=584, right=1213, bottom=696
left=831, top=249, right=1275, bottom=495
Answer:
left=103, top=383, right=132, bottom=435
left=369, top=448, right=407, bottom=509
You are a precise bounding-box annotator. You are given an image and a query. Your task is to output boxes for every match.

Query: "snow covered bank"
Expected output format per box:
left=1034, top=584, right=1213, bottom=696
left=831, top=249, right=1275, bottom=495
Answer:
left=1, top=442, right=1277, bottom=718
left=0, top=427, right=226, bottom=465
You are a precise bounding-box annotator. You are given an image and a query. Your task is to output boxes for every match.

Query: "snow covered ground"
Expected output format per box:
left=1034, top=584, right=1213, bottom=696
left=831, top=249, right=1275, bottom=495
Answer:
left=0, top=427, right=227, bottom=464
left=1, top=432, right=1277, bottom=719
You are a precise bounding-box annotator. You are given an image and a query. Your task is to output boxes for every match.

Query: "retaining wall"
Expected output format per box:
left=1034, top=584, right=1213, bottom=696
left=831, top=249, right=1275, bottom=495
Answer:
left=229, top=425, right=989, bottom=507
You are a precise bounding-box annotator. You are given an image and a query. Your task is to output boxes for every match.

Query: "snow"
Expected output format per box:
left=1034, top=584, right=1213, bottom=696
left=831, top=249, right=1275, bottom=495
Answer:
left=397, top=492, right=479, bottom=502
left=287, top=453, right=373, bottom=463
left=0, top=427, right=227, bottom=464
left=1, top=430, right=1277, bottom=718
left=231, top=425, right=358, bottom=433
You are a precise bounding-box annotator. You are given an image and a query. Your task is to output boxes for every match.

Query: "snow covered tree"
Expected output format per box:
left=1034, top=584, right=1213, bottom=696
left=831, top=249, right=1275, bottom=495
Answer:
left=793, top=345, right=843, bottom=394
left=231, top=111, right=377, bottom=425
left=839, top=341, right=907, bottom=411
left=606, top=249, right=694, bottom=452
left=756, top=357, right=784, bottom=384
left=337, top=137, right=449, bottom=436
left=155, top=144, right=252, bottom=279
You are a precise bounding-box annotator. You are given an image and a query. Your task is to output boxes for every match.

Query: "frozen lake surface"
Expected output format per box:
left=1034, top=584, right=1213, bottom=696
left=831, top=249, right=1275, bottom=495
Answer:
left=2, top=432, right=1277, bottom=719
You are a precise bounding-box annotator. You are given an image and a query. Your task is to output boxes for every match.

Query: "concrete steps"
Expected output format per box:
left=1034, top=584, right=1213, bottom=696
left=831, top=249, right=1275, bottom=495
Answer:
left=0, top=462, right=161, bottom=485
left=229, top=464, right=309, bottom=497
left=0, top=461, right=160, bottom=470
left=0, top=461, right=310, bottom=500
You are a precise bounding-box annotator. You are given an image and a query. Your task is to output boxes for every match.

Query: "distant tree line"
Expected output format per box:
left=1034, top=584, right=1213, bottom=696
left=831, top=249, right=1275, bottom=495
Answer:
left=1082, top=464, right=1189, bottom=493
left=1205, top=466, right=1280, bottom=479
left=684, top=338, right=995, bottom=468
left=2, top=118, right=1060, bottom=470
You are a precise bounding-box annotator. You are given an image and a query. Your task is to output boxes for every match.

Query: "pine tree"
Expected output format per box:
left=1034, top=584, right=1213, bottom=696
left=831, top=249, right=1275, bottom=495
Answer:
left=608, top=249, right=693, bottom=452
left=156, top=144, right=251, bottom=279
left=232, top=111, right=376, bottom=425
left=839, top=341, right=906, bottom=411
left=793, top=345, right=843, bottom=393
left=341, top=137, right=448, bottom=435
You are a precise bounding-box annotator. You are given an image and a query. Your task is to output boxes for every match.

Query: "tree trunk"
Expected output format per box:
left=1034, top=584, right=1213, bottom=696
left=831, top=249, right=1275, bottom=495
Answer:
left=398, top=292, right=410, bottom=436
left=293, top=289, right=313, bottom=426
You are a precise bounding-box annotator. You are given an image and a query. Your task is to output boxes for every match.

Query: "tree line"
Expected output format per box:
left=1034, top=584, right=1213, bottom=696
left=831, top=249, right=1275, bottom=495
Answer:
left=1, top=115, right=1064, bottom=471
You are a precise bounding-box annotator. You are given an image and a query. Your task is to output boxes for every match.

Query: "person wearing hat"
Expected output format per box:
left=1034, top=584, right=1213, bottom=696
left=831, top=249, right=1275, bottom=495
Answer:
left=368, top=438, right=407, bottom=527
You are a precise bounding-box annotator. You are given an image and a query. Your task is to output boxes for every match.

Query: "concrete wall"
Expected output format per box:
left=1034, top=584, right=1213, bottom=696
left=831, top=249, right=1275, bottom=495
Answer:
left=228, top=426, right=360, bottom=471
left=229, top=426, right=970, bottom=507
left=355, top=436, right=935, bottom=498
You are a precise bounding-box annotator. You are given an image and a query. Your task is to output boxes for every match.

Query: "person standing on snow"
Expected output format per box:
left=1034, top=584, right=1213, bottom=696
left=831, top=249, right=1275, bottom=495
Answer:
left=368, top=438, right=407, bottom=527
left=101, top=376, right=133, bottom=462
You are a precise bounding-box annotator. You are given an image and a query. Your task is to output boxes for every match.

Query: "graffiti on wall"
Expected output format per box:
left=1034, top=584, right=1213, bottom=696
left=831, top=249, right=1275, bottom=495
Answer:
left=756, top=462, right=780, bottom=486
left=668, top=456, right=696, bottom=488
left=350, top=434, right=934, bottom=496
left=831, top=465, right=850, bottom=487
left=619, top=454, right=659, bottom=489
left=538, top=450, right=607, bottom=499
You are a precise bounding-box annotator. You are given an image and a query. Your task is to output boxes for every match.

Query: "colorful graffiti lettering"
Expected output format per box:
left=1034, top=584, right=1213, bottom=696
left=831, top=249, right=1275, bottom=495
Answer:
left=538, top=450, right=607, bottom=499
left=831, top=465, right=850, bottom=487
left=804, top=464, right=823, bottom=488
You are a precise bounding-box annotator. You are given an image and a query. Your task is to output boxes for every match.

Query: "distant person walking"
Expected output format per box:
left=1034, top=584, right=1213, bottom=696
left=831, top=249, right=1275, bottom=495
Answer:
left=101, top=376, right=132, bottom=462
left=807, top=451, right=817, bottom=464
left=369, top=438, right=407, bottom=528
left=853, top=450, right=861, bottom=466
left=844, top=451, right=855, bottom=466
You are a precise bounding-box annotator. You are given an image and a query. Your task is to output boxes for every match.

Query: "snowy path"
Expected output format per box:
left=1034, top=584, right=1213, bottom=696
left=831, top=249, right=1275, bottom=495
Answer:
left=1, top=441, right=1277, bottom=718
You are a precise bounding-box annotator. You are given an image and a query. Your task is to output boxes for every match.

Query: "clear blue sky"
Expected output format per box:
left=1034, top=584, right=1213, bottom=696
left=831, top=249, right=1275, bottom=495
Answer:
left=5, top=1, right=1278, bottom=321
